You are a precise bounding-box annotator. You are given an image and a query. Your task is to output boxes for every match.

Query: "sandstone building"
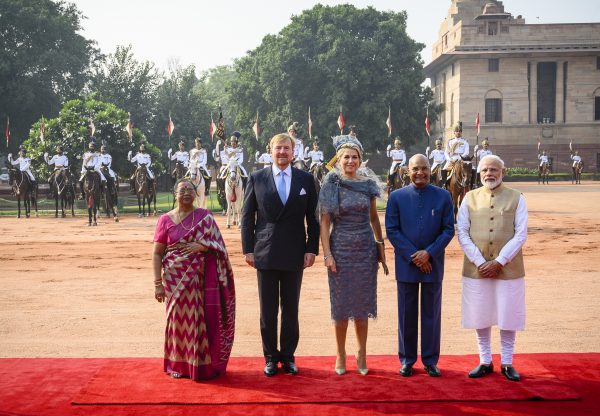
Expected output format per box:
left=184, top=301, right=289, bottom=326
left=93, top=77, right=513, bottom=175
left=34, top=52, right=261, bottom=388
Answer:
left=424, top=0, right=600, bottom=172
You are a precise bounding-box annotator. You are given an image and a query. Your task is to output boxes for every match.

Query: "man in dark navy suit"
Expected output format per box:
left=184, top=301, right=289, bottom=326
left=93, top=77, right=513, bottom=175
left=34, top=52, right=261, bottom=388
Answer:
left=385, top=154, right=455, bottom=378
left=241, top=133, right=319, bottom=377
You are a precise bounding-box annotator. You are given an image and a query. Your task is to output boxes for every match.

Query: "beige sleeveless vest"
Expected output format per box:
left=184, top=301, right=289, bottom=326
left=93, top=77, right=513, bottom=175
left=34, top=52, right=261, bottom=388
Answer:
left=462, top=184, right=525, bottom=279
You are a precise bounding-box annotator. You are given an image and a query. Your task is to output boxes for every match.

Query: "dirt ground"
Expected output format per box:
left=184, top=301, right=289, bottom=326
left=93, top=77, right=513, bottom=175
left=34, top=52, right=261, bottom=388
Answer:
left=0, top=182, right=599, bottom=360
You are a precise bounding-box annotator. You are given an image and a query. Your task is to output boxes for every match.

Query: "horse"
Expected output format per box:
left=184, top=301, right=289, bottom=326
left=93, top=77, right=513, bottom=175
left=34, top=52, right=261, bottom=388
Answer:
left=49, top=168, right=75, bottom=218
left=82, top=167, right=102, bottom=226
left=430, top=164, right=443, bottom=187
left=572, top=161, right=583, bottom=185
left=7, top=166, right=38, bottom=218
left=538, top=162, right=550, bottom=185
left=447, top=160, right=471, bottom=222
left=171, top=161, right=188, bottom=209
left=387, top=164, right=410, bottom=195
left=133, top=164, right=156, bottom=217
left=293, top=158, right=309, bottom=172
left=100, top=164, right=119, bottom=222
left=309, top=162, right=327, bottom=195
left=189, top=165, right=207, bottom=209
left=224, top=158, right=243, bottom=229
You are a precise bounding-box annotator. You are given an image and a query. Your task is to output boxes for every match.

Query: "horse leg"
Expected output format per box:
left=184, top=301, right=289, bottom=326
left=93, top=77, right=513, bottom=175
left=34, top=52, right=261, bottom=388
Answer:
left=55, top=196, right=59, bottom=218
left=137, top=194, right=143, bottom=218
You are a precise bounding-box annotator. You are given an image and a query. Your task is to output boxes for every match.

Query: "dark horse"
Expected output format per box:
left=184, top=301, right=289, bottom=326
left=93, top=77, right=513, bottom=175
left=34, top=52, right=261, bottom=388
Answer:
left=83, top=167, right=102, bottom=226
left=7, top=165, right=38, bottom=218
left=309, top=162, right=327, bottom=195
left=387, top=164, right=410, bottom=196
left=538, top=162, right=550, bottom=185
left=100, top=164, right=119, bottom=221
left=134, top=164, right=156, bottom=217
left=49, top=168, right=75, bottom=218
left=448, top=160, right=471, bottom=222
left=430, top=164, right=443, bottom=187
left=572, top=161, right=583, bottom=185
left=171, top=161, right=188, bottom=209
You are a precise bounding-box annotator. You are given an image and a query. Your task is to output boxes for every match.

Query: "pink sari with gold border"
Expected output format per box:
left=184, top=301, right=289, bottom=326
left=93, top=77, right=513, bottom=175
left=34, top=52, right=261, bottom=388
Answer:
left=157, top=209, right=235, bottom=380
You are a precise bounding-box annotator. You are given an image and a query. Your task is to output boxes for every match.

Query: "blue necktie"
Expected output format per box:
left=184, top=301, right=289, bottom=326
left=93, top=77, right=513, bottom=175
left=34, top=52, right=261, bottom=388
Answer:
left=277, top=171, right=287, bottom=204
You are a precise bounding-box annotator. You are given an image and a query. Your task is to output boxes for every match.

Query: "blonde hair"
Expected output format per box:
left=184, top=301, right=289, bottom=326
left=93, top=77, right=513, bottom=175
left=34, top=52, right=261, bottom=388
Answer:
left=336, top=144, right=362, bottom=164
left=269, top=133, right=295, bottom=149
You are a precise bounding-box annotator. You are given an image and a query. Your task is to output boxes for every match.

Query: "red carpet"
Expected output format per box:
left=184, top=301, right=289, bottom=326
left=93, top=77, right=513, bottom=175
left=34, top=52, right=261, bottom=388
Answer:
left=72, top=355, right=577, bottom=405
left=1, top=354, right=599, bottom=416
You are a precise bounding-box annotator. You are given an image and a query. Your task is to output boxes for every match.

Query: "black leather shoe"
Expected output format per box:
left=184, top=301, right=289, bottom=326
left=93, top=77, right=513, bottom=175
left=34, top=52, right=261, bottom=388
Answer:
left=282, top=361, right=299, bottom=375
left=468, top=363, right=494, bottom=378
left=399, top=364, right=413, bottom=377
left=263, top=361, right=277, bottom=377
left=424, top=364, right=441, bottom=377
left=501, top=365, right=520, bottom=381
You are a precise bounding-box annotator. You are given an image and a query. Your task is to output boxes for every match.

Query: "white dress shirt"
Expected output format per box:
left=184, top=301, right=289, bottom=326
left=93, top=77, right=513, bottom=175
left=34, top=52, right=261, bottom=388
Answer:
left=271, top=164, right=292, bottom=200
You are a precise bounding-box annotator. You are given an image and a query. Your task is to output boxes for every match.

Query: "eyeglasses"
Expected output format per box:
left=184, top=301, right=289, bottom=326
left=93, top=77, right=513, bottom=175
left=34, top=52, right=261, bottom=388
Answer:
left=176, top=188, right=196, bottom=195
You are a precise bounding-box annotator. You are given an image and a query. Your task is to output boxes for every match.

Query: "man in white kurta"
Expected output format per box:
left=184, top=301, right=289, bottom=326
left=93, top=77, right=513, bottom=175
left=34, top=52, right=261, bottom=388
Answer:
left=457, top=155, right=527, bottom=382
left=256, top=144, right=272, bottom=168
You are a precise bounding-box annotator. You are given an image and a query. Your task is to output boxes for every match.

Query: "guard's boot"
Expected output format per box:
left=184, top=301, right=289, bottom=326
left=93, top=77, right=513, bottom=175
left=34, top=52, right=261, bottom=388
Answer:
left=79, top=181, right=85, bottom=200
left=204, top=177, right=212, bottom=196
left=242, top=176, right=248, bottom=191
left=442, top=170, right=449, bottom=189
left=129, top=178, right=135, bottom=194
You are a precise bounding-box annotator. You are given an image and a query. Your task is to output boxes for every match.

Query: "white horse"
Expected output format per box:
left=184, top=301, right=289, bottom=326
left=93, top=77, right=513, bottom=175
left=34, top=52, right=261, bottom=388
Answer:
left=224, top=158, right=243, bottom=228
left=188, top=163, right=207, bottom=209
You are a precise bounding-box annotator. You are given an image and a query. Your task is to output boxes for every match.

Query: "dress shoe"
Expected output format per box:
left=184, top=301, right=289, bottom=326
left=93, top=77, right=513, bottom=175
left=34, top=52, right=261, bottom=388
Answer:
left=263, top=361, right=277, bottom=377
left=468, top=363, right=494, bottom=378
left=399, top=364, right=413, bottom=377
left=335, top=354, right=346, bottom=375
left=282, top=361, right=299, bottom=375
left=424, top=364, right=441, bottom=377
left=501, top=365, right=521, bottom=381
left=356, top=353, right=368, bottom=376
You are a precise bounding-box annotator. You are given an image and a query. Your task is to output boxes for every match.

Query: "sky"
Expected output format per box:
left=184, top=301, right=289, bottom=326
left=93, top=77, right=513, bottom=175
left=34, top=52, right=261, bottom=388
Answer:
left=72, top=0, right=599, bottom=72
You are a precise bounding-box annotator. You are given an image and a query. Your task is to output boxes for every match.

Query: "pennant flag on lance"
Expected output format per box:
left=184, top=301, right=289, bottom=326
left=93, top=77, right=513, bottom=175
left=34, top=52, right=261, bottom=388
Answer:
left=5, top=116, right=10, bottom=147
left=40, top=116, right=45, bottom=143
left=215, top=109, right=225, bottom=141
left=337, top=107, right=344, bottom=133
left=308, top=106, right=313, bottom=139
left=425, top=108, right=431, bottom=137
left=89, top=118, right=96, bottom=137
left=209, top=113, right=217, bottom=141
left=126, top=113, right=133, bottom=142
left=569, top=140, right=573, bottom=152
left=537, top=140, right=541, bottom=152
left=476, top=112, right=480, bottom=136
left=167, top=113, right=175, bottom=137
left=252, top=110, right=261, bottom=140
left=386, top=106, right=392, bottom=137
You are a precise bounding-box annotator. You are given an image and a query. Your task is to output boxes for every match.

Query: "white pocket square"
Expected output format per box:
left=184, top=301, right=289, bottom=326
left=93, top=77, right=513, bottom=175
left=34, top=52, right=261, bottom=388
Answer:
left=299, top=188, right=307, bottom=195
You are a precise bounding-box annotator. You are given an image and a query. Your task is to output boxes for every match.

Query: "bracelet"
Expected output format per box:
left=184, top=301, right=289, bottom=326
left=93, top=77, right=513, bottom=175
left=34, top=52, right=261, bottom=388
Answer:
left=324, top=254, right=333, bottom=260
left=375, top=240, right=385, bottom=245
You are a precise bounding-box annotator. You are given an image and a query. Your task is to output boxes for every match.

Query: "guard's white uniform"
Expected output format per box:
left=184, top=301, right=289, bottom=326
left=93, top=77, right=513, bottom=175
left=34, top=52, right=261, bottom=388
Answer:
left=98, top=153, right=117, bottom=179
left=48, top=154, right=69, bottom=170
left=538, top=154, right=549, bottom=167
left=189, top=148, right=210, bottom=177
left=429, top=149, right=446, bottom=172
left=388, top=148, right=406, bottom=174
left=476, top=149, right=493, bottom=172
left=444, top=137, right=470, bottom=169
left=170, top=150, right=190, bottom=168
left=571, top=154, right=582, bottom=167
left=306, top=150, right=324, bottom=168
left=257, top=152, right=272, bottom=168
left=218, top=149, right=230, bottom=178
left=293, top=138, right=304, bottom=160
left=224, top=146, right=248, bottom=177
left=11, top=156, right=35, bottom=181
left=80, top=151, right=107, bottom=181
left=131, top=152, right=154, bottom=179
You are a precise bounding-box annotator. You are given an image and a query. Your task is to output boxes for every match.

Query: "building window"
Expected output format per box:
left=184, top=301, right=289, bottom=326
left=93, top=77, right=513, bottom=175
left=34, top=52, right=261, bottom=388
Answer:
left=488, top=58, right=499, bottom=72
left=485, top=98, right=502, bottom=122
left=501, top=24, right=509, bottom=33
left=444, top=35, right=448, bottom=47
left=538, top=62, right=557, bottom=123
left=488, top=22, right=498, bottom=35
left=450, top=93, right=455, bottom=127
left=595, top=96, right=600, bottom=120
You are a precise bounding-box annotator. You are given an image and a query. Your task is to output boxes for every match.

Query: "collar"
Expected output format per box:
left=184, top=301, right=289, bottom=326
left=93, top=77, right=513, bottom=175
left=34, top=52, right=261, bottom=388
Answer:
left=272, top=164, right=292, bottom=176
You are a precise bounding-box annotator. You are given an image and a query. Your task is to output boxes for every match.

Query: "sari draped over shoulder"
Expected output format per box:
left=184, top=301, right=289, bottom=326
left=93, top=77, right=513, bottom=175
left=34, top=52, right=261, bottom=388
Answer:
left=160, top=210, right=235, bottom=380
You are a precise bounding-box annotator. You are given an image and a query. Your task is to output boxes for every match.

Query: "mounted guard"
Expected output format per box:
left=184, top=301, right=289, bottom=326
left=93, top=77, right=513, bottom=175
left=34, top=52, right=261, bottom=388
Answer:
left=168, top=140, right=190, bottom=184
left=189, top=135, right=212, bottom=196
left=9, top=145, right=37, bottom=188
left=222, top=132, right=248, bottom=189
left=570, top=148, right=583, bottom=184
left=79, top=141, right=106, bottom=200
left=129, top=143, right=155, bottom=190
left=427, top=139, right=446, bottom=186
left=538, top=150, right=550, bottom=184
left=256, top=143, right=273, bottom=169
left=443, top=121, right=471, bottom=189
left=474, top=139, right=493, bottom=187
left=99, top=144, right=119, bottom=221
left=305, top=137, right=326, bottom=194
left=386, top=137, right=408, bottom=192
left=289, top=122, right=307, bottom=171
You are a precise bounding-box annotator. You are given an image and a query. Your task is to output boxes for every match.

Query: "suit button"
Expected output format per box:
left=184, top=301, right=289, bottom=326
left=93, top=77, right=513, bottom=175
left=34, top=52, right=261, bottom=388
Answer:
left=491, top=194, right=495, bottom=198
left=490, top=217, right=494, bottom=220
left=489, top=229, right=493, bottom=232
left=489, top=242, right=493, bottom=245
left=490, top=205, right=494, bottom=209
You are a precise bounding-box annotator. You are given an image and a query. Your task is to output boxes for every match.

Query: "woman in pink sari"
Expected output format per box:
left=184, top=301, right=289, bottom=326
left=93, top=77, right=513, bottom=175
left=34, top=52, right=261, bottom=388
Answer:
left=153, top=178, right=235, bottom=380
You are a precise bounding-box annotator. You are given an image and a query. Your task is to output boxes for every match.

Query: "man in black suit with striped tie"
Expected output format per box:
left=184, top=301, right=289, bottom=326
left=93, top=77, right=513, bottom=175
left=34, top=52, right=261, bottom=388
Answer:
left=241, top=132, right=319, bottom=377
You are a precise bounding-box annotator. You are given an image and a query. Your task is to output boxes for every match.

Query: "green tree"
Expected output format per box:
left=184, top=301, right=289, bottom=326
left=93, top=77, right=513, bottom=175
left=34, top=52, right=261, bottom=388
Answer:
left=21, top=98, right=163, bottom=180
left=88, top=44, right=161, bottom=135
left=229, top=4, right=441, bottom=159
left=0, top=0, right=98, bottom=153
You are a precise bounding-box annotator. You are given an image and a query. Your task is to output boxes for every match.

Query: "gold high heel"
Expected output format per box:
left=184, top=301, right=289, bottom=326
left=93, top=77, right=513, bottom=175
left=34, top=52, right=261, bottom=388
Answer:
left=357, top=353, right=368, bottom=376
left=335, top=354, right=347, bottom=375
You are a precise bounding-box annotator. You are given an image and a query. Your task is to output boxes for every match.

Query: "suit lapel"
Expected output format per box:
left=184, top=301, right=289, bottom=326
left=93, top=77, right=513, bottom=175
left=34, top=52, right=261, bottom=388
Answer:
left=266, top=167, right=285, bottom=210
left=287, top=168, right=301, bottom=206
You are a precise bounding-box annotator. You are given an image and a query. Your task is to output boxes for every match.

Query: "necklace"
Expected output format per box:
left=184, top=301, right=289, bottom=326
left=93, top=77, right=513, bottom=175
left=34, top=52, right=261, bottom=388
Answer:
left=176, top=208, right=195, bottom=231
